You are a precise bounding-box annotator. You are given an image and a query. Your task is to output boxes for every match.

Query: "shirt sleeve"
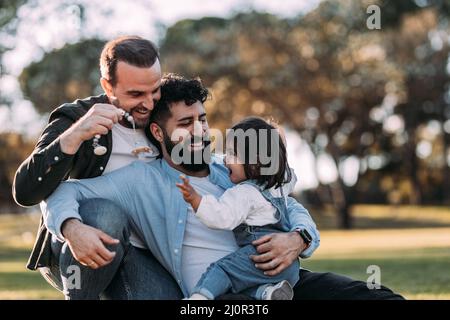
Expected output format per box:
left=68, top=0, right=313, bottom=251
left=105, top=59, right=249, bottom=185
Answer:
left=42, top=163, right=140, bottom=241
left=285, top=196, right=320, bottom=259
left=13, top=116, right=76, bottom=207
left=282, top=167, right=298, bottom=195
left=195, top=184, right=259, bottom=230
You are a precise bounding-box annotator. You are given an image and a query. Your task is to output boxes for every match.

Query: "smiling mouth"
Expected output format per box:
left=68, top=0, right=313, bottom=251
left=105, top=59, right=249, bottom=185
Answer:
left=188, top=141, right=205, bottom=151
left=132, top=108, right=150, bottom=116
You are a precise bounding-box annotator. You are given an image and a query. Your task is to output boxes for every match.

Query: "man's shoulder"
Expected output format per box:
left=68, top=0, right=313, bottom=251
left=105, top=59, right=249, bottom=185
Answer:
left=49, top=94, right=108, bottom=122
left=210, top=154, right=230, bottom=173
left=129, top=159, right=165, bottom=178
left=210, top=154, right=225, bottom=166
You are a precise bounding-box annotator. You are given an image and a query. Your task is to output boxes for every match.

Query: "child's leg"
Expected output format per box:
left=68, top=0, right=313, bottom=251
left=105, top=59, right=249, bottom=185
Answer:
left=191, top=244, right=300, bottom=299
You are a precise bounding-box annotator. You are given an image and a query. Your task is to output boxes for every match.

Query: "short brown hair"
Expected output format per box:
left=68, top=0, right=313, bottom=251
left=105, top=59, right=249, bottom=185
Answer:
left=100, top=35, right=159, bottom=86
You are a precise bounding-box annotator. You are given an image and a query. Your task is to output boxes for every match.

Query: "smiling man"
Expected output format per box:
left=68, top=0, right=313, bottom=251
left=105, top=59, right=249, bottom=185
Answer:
left=12, top=36, right=182, bottom=299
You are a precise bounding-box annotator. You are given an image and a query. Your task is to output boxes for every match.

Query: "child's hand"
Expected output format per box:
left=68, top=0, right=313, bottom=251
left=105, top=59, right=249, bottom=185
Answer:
left=176, top=175, right=202, bottom=212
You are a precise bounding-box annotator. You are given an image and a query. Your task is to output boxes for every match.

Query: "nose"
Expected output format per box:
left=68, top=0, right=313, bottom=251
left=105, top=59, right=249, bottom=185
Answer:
left=142, top=95, right=155, bottom=111
left=193, top=121, right=204, bottom=136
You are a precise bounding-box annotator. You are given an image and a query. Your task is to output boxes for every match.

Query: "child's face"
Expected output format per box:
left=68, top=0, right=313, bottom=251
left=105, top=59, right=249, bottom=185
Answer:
left=224, top=147, right=247, bottom=184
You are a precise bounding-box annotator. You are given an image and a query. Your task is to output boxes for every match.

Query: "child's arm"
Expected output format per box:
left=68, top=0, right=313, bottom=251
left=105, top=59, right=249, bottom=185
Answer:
left=176, top=175, right=251, bottom=230
left=176, top=175, right=202, bottom=211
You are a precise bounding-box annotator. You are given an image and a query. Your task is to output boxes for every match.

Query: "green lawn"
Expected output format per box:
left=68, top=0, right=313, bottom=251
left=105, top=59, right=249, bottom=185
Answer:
left=1, top=206, right=449, bottom=300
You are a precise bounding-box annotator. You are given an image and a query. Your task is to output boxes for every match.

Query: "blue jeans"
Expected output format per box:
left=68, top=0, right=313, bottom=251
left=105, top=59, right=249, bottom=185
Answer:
left=192, top=225, right=300, bottom=299
left=39, top=198, right=183, bottom=300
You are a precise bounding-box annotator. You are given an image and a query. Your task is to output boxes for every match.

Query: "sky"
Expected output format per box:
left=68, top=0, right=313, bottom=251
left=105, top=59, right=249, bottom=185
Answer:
left=0, top=0, right=327, bottom=191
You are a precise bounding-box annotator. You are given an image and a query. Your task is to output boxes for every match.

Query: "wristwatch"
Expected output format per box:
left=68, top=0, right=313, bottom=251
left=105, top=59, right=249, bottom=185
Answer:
left=296, top=228, right=312, bottom=246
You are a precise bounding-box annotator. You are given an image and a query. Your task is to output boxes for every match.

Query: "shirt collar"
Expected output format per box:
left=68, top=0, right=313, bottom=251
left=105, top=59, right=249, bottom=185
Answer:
left=160, top=156, right=230, bottom=188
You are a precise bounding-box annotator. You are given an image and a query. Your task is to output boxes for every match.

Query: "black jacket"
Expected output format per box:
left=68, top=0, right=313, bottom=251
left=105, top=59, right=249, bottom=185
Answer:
left=13, top=94, right=114, bottom=270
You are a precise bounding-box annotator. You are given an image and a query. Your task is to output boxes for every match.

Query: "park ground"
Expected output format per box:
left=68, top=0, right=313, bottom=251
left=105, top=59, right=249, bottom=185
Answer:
left=0, top=205, right=449, bottom=299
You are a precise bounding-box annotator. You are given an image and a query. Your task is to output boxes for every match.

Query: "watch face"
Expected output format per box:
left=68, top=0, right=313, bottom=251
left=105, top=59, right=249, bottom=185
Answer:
left=300, top=229, right=312, bottom=243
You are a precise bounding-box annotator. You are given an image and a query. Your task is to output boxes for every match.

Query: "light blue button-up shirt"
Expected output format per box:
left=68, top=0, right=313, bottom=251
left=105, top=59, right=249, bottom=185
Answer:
left=43, top=156, right=320, bottom=297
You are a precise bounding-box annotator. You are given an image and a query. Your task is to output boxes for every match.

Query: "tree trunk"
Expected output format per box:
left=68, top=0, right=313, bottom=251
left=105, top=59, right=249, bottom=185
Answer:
left=329, top=180, right=353, bottom=229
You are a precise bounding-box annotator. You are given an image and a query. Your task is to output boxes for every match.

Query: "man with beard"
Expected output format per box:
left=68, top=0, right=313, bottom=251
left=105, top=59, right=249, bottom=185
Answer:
left=42, top=74, right=404, bottom=300
left=12, top=36, right=182, bottom=299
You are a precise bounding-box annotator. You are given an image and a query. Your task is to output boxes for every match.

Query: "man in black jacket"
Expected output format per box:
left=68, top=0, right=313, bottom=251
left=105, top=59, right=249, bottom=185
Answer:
left=13, top=35, right=183, bottom=299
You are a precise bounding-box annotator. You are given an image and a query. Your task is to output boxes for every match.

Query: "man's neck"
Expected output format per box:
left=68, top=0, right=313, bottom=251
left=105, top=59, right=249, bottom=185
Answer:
left=162, top=152, right=209, bottom=178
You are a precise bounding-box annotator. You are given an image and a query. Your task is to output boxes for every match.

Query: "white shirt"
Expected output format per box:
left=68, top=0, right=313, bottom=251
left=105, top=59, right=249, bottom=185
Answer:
left=181, top=176, right=239, bottom=294
left=103, top=123, right=159, bottom=174
left=103, top=123, right=159, bottom=248
left=196, top=171, right=297, bottom=231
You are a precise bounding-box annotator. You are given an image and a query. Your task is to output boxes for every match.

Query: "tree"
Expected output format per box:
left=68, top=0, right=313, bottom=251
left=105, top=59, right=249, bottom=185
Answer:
left=0, top=0, right=28, bottom=105
left=19, top=39, right=105, bottom=114
left=159, top=1, right=450, bottom=228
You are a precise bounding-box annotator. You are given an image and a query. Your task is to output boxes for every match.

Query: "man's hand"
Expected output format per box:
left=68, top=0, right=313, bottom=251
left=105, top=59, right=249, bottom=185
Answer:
left=61, top=219, right=120, bottom=269
left=59, top=103, right=124, bottom=155
left=251, top=232, right=307, bottom=276
left=176, top=175, right=202, bottom=211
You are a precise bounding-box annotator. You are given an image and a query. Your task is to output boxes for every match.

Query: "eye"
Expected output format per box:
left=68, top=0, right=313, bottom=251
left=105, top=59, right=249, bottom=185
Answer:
left=130, top=92, right=143, bottom=97
left=179, top=121, right=191, bottom=126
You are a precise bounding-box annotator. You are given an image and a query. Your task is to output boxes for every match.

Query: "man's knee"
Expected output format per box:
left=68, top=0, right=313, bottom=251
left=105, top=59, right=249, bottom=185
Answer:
left=78, top=198, right=130, bottom=241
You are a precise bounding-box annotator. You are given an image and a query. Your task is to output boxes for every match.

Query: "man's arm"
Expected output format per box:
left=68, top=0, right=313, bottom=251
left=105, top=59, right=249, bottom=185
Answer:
left=13, top=116, right=77, bottom=206
left=13, top=103, right=122, bottom=207
left=43, top=168, right=133, bottom=241
left=285, top=196, right=320, bottom=258
left=251, top=197, right=320, bottom=276
left=42, top=164, right=138, bottom=268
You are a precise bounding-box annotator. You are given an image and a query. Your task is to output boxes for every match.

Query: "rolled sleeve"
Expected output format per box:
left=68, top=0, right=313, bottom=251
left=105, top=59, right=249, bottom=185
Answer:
left=40, top=192, right=82, bottom=242
left=286, top=197, right=320, bottom=259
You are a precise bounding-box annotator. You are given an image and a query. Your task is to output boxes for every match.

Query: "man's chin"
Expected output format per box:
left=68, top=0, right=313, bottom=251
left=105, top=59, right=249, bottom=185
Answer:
left=134, top=118, right=150, bottom=129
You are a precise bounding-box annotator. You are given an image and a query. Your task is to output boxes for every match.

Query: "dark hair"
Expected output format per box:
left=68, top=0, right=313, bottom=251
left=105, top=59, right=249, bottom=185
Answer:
left=229, top=116, right=291, bottom=190
left=146, top=73, right=209, bottom=152
left=100, top=35, right=159, bottom=86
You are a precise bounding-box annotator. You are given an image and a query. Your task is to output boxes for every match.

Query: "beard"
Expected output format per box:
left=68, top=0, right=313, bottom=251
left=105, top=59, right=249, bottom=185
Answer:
left=111, top=97, right=150, bottom=129
left=162, top=128, right=211, bottom=172
left=125, top=106, right=151, bottom=129
left=132, top=116, right=149, bottom=129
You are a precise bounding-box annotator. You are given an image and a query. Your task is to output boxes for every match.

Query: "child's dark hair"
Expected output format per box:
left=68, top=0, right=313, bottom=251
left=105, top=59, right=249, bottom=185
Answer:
left=229, top=116, right=291, bottom=190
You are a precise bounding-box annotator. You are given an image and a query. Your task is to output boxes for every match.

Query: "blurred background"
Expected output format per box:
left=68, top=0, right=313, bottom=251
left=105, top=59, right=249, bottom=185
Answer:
left=0, top=0, right=449, bottom=299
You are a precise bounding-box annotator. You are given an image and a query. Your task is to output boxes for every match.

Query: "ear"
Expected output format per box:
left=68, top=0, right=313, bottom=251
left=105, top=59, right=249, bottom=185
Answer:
left=150, top=122, right=164, bottom=143
left=100, top=77, right=114, bottom=96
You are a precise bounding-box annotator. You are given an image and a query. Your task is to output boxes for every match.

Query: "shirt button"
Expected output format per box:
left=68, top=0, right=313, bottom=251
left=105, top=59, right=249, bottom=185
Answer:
left=178, top=219, right=183, bottom=224
left=100, top=166, right=104, bottom=171
left=177, top=279, right=181, bottom=284
left=38, top=177, right=42, bottom=182
left=54, top=156, right=59, bottom=161
left=174, top=249, right=179, bottom=254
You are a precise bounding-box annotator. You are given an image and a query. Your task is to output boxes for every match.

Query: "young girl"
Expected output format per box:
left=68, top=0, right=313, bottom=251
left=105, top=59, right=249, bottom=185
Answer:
left=176, top=116, right=305, bottom=300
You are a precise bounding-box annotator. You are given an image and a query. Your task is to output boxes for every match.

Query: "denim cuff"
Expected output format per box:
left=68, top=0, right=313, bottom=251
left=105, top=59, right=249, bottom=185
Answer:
left=191, top=286, right=215, bottom=300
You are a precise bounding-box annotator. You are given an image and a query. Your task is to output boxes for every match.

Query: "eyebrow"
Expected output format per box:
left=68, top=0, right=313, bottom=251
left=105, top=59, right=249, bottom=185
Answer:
left=177, top=112, right=207, bottom=122
left=126, top=90, right=144, bottom=95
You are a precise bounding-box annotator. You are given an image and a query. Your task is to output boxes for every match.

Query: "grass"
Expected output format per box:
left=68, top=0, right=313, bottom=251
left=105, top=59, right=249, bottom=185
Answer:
left=0, top=205, right=450, bottom=300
